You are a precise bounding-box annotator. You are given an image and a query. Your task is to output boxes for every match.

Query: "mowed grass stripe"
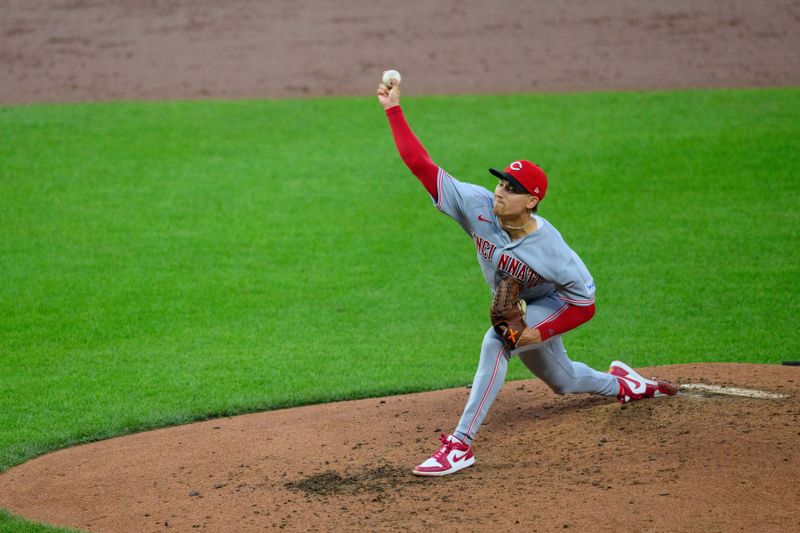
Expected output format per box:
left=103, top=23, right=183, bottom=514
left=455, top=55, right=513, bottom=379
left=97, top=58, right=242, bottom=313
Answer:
left=1, top=88, right=798, bottom=479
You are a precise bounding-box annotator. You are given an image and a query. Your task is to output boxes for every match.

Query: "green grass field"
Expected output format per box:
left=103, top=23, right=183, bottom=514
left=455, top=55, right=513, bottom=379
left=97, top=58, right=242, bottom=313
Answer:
left=1, top=87, right=799, bottom=530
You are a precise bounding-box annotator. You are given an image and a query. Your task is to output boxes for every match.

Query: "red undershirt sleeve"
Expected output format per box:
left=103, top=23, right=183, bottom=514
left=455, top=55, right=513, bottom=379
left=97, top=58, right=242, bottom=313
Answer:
left=537, top=303, right=596, bottom=341
left=385, top=105, right=439, bottom=200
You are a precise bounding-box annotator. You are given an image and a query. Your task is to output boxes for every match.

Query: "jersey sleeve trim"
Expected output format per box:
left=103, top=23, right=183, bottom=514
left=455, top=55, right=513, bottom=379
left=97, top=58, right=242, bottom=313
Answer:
left=532, top=303, right=570, bottom=329
left=434, top=167, right=445, bottom=209
left=558, top=295, right=596, bottom=306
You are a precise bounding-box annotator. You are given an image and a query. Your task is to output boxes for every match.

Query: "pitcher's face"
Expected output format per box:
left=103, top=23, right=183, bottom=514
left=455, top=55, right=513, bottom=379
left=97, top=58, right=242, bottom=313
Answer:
left=493, top=180, right=538, bottom=216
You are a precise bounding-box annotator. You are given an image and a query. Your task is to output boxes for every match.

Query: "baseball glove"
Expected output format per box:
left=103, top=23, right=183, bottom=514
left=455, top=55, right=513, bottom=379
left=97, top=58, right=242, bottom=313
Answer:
left=490, top=276, right=527, bottom=349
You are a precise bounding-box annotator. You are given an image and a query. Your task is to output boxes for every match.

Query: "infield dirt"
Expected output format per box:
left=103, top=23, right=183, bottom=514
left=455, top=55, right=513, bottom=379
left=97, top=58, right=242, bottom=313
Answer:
left=2, top=0, right=799, bottom=104
left=1, top=1, right=799, bottom=532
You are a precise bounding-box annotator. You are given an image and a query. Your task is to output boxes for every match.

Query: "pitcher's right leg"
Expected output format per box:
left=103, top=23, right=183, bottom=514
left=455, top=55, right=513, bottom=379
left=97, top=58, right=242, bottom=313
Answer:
left=516, top=336, right=618, bottom=396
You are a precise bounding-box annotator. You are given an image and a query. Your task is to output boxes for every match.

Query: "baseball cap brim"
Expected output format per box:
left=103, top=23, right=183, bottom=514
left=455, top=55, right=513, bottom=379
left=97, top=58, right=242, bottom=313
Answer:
left=489, top=168, right=529, bottom=195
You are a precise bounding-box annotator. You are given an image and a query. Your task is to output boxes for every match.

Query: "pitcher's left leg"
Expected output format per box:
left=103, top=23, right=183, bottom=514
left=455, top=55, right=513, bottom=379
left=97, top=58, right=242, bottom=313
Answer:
left=453, top=326, right=511, bottom=443
left=413, top=327, right=508, bottom=477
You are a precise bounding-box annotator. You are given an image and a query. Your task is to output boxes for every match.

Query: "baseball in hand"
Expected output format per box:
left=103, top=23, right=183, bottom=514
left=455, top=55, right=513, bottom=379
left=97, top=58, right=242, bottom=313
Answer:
left=382, top=69, right=401, bottom=88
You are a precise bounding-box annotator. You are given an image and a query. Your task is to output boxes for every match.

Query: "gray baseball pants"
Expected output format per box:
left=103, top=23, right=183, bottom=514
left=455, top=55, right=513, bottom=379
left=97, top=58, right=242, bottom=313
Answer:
left=453, top=294, right=619, bottom=445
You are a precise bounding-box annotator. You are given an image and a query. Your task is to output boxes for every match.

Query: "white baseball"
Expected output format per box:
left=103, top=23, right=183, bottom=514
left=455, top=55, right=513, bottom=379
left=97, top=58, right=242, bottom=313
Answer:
left=382, top=69, right=401, bottom=88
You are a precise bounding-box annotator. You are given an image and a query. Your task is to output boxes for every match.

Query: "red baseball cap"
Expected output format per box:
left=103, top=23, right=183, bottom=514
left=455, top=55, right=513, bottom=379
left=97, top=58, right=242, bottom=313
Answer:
left=489, top=160, right=548, bottom=200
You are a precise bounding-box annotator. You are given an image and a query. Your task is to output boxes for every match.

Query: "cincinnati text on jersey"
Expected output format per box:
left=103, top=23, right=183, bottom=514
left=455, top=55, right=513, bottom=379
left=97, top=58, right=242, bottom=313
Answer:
left=472, top=232, right=545, bottom=288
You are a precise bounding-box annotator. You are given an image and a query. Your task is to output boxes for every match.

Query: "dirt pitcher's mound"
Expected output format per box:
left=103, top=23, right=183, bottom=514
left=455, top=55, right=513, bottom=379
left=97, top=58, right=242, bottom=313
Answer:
left=0, top=363, right=798, bottom=532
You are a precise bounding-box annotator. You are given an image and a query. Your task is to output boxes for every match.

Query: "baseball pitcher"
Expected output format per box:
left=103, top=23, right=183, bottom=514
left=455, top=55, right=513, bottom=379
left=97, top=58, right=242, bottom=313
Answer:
left=377, top=74, right=677, bottom=477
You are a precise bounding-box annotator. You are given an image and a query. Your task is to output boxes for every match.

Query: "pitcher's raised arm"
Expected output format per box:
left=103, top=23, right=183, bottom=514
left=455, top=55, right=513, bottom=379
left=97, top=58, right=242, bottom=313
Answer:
left=377, top=75, right=439, bottom=200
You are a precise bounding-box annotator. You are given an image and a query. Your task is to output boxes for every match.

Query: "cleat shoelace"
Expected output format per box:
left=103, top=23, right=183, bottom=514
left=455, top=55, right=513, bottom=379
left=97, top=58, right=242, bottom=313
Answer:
left=431, top=433, right=455, bottom=462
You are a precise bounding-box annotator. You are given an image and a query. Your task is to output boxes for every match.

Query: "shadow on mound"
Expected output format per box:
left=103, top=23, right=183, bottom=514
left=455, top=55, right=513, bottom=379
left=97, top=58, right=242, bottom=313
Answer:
left=285, top=464, right=412, bottom=497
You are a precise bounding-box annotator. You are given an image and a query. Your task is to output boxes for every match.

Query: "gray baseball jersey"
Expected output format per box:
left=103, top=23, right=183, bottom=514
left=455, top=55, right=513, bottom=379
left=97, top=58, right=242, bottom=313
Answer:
left=432, top=168, right=596, bottom=307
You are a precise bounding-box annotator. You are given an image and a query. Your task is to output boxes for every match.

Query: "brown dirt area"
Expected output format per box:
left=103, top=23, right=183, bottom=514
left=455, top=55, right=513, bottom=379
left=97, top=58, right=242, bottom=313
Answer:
left=1, top=0, right=799, bottom=105
left=2, top=1, right=800, bottom=532
left=0, top=364, right=798, bottom=532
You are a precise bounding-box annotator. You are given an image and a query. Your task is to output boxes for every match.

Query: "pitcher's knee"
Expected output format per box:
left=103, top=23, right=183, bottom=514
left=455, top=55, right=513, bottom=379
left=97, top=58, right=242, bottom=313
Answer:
left=546, top=378, right=580, bottom=395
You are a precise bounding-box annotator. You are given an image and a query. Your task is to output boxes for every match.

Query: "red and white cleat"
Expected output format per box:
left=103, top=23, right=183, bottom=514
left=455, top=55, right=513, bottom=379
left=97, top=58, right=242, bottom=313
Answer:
left=609, top=360, right=678, bottom=404
left=413, top=434, right=475, bottom=477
